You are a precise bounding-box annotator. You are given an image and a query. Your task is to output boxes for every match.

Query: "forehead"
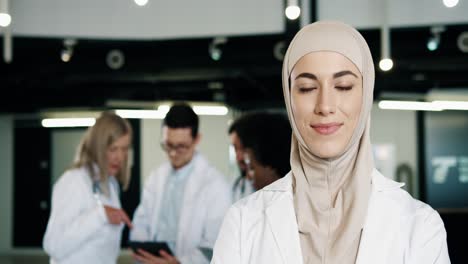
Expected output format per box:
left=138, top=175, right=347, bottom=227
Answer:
left=110, top=133, right=130, bottom=147
left=162, top=126, right=193, bottom=142
left=230, top=132, right=242, bottom=145
left=291, top=51, right=361, bottom=78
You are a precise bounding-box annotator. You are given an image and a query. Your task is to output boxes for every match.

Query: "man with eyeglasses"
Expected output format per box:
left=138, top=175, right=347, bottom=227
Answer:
left=130, top=103, right=231, bottom=264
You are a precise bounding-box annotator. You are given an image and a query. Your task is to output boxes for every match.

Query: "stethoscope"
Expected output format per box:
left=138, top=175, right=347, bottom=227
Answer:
left=93, top=180, right=103, bottom=206
left=232, top=153, right=253, bottom=198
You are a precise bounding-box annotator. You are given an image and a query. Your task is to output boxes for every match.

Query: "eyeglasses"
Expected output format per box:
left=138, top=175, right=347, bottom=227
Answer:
left=160, top=141, right=193, bottom=154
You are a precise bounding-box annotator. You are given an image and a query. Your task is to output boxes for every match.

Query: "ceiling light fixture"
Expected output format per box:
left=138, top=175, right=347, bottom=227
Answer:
left=457, top=31, right=468, bottom=53
left=61, top=39, right=77, bottom=62
left=442, top=0, right=459, bottom=8
left=106, top=49, right=125, bottom=70
left=134, top=0, right=148, bottom=7
left=209, top=37, right=227, bottom=61
left=378, top=100, right=468, bottom=111
left=2, top=0, right=11, bottom=63
left=117, top=104, right=229, bottom=119
left=0, top=0, right=11, bottom=27
left=116, top=109, right=166, bottom=119
left=159, top=104, right=229, bottom=116
left=285, top=0, right=301, bottom=20
left=42, top=118, right=96, bottom=128
left=379, top=0, right=393, bottom=72
left=427, top=26, right=446, bottom=51
left=379, top=101, right=442, bottom=111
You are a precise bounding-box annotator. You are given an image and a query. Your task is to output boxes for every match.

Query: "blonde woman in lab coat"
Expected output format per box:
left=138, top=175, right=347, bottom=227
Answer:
left=43, top=112, right=133, bottom=264
left=211, top=21, right=451, bottom=264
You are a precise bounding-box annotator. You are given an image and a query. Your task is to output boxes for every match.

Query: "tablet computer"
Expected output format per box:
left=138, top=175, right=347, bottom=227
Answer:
left=128, top=241, right=173, bottom=257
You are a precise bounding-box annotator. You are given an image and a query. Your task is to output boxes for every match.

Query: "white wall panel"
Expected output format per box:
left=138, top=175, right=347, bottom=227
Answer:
left=319, top=0, right=468, bottom=29
left=11, top=0, right=284, bottom=39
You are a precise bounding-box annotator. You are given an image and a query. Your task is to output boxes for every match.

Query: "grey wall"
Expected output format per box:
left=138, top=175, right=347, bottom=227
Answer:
left=0, top=116, right=13, bottom=253
left=370, top=104, right=419, bottom=197
left=51, top=130, right=86, bottom=185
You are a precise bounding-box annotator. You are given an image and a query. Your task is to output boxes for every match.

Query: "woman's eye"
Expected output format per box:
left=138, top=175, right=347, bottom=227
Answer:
left=298, top=87, right=316, bottom=93
left=336, top=86, right=353, bottom=91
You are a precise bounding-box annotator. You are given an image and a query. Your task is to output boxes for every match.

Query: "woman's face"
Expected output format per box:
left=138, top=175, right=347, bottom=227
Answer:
left=244, top=149, right=281, bottom=190
left=290, top=51, right=362, bottom=158
left=106, top=133, right=131, bottom=176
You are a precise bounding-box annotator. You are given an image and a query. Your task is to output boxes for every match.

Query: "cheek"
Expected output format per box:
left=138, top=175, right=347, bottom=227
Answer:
left=340, top=91, right=362, bottom=124
left=106, top=152, right=114, bottom=162
left=291, top=93, right=313, bottom=126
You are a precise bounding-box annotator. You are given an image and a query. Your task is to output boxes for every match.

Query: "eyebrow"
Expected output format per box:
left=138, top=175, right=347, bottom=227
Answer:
left=294, top=70, right=358, bottom=80
left=294, top=72, right=317, bottom=80
left=333, top=70, right=358, bottom=79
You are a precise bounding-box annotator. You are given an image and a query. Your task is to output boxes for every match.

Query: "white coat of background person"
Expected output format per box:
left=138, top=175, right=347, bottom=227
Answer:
left=130, top=103, right=231, bottom=264
left=43, top=112, right=134, bottom=264
left=211, top=21, right=450, bottom=264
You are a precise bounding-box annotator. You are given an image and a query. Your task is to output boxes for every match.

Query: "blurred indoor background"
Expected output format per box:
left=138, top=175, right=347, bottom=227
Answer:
left=1, top=0, right=467, bottom=263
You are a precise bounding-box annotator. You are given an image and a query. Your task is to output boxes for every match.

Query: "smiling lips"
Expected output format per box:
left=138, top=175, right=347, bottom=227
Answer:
left=311, top=123, right=343, bottom=135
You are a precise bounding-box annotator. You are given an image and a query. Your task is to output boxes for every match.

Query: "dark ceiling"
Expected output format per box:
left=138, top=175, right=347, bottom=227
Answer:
left=1, top=22, right=468, bottom=113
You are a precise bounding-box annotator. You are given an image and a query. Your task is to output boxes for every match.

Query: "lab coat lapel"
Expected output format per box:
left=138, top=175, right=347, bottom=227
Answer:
left=265, top=192, right=303, bottom=264
left=356, top=171, right=404, bottom=264
left=176, top=155, right=203, bottom=250
left=150, top=166, right=170, bottom=238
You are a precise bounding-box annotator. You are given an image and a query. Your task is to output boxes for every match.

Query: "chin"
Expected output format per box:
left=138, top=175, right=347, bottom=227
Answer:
left=309, top=144, right=342, bottom=159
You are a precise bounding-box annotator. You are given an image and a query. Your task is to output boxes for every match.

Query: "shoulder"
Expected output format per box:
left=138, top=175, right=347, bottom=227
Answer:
left=231, top=173, right=293, bottom=214
left=55, top=166, right=90, bottom=187
left=52, top=166, right=91, bottom=197
left=144, top=162, right=171, bottom=186
left=372, top=170, right=445, bottom=231
left=373, top=171, right=448, bottom=261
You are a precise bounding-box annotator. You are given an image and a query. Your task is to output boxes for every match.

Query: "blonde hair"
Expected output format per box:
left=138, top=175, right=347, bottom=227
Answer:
left=74, top=111, right=133, bottom=194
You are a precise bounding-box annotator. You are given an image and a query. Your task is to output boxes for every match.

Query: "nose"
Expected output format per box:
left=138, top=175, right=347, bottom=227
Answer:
left=168, top=149, right=178, bottom=157
left=115, top=150, right=124, bottom=164
left=314, top=86, right=336, bottom=116
left=236, top=150, right=243, bottom=162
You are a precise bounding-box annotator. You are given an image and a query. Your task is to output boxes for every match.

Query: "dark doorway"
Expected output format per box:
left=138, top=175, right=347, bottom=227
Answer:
left=13, top=121, right=51, bottom=247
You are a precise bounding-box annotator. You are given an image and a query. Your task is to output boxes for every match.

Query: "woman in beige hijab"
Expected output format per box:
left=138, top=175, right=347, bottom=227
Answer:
left=211, top=21, right=450, bottom=264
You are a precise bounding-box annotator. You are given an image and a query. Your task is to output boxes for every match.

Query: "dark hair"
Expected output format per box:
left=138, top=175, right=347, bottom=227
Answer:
left=233, top=112, right=292, bottom=177
left=163, top=102, right=199, bottom=138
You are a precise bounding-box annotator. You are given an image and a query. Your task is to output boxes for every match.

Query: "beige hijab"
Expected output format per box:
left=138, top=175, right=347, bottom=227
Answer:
left=282, top=21, right=375, bottom=264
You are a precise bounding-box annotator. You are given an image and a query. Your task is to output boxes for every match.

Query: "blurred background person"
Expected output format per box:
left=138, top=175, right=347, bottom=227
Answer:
left=228, top=117, right=254, bottom=201
left=130, top=103, right=231, bottom=264
left=236, top=112, right=291, bottom=191
left=43, top=111, right=134, bottom=264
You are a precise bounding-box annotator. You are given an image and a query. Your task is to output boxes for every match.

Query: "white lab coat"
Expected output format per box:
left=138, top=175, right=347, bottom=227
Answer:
left=130, top=153, right=232, bottom=264
left=43, top=166, right=123, bottom=264
left=231, top=176, right=255, bottom=202
left=212, top=169, right=451, bottom=264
